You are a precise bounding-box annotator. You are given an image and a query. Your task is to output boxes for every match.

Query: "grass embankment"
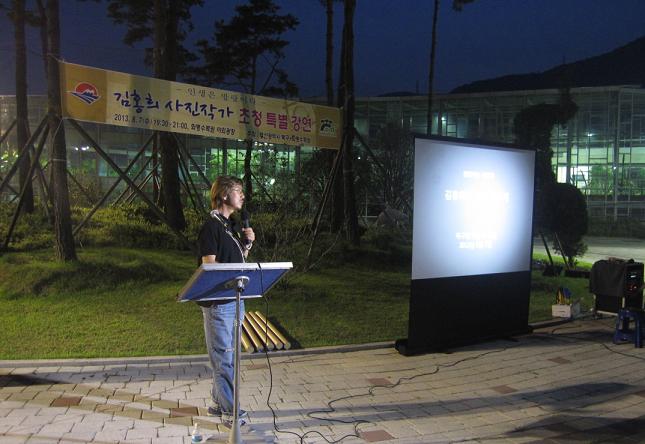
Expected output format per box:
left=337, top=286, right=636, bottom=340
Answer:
left=0, top=248, right=593, bottom=360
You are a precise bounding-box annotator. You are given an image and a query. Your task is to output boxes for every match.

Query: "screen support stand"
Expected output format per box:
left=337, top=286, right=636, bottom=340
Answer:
left=228, top=275, right=248, bottom=444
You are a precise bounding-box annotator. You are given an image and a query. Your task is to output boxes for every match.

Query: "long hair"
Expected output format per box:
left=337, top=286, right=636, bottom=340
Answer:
left=210, top=175, right=243, bottom=209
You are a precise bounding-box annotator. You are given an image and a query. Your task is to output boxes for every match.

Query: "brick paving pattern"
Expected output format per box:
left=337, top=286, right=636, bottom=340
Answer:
left=2, top=318, right=645, bottom=443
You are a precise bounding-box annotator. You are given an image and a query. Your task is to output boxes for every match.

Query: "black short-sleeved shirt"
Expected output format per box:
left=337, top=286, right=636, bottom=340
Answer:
left=196, top=214, right=245, bottom=307
left=197, top=214, right=245, bottom=265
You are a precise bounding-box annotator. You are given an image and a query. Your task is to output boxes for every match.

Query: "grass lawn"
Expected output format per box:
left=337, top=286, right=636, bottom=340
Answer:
left=0, top=247, right=594, bottom=359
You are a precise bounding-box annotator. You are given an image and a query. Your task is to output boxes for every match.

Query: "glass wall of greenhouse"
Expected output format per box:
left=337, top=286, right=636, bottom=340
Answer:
left=355, top=86, right=645, bottom=221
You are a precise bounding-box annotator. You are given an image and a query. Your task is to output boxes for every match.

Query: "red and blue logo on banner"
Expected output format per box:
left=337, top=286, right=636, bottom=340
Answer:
left=69, top=82, right=100, bottom=105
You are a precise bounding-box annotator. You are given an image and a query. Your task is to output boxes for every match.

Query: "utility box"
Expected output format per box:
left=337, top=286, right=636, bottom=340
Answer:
left=552, top=301, right=580, bottom=318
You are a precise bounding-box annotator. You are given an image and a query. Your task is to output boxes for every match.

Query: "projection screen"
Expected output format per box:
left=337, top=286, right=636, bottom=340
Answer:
left=412, top=137, right=535, bottom=280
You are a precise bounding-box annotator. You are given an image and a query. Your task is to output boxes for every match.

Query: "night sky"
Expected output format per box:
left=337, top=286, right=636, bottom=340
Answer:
left=1, top=0, right=644, bottom=98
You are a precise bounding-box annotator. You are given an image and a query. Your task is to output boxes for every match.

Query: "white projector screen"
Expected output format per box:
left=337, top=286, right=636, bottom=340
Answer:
left=412, top=138, right=535, bottom=280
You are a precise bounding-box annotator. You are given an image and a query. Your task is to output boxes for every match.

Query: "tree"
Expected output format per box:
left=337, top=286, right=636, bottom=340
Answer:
left=154, top=0, right=185, bottom=231
left=316, top=0, right=344, bottom=234
left=30, top=0, right=49, bottom=79
left=330, top=0, right=348, bottom=232
left=46, top=0, right=77, bottom=260
left=426, top=0, right=476, bottom=135
left=101, top=0, right=203, bottom=231
left=103, top=0, right=201, bottom=78
left=319, top=0, right=340, bottom=107
left=194, top=0, right=298, bottom=205
left=513, top=89, right=578, bottom=197
left=370, top=123, right=414, bottom=210
left=546, top=182, right=588, bottom=267
left=587, top=165, right=613, bottom=197
left=514, top=89, right=582, bottom=262
left=13, top=0, right=34, bottom=213
left=425, top=0, right=440, bottom=135
left=327, top=0, right=360, bottom=242
left=340, top=0, right=358, bottom=244
left=1, top=0, right=35, bottom=213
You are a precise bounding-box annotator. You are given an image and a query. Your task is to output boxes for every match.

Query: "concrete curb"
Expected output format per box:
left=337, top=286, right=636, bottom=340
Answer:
left=0, top=342, right=395, bottom=369
left=2, top=318, right=598, bottom=369
left=2, top=316, right=592, bottom=369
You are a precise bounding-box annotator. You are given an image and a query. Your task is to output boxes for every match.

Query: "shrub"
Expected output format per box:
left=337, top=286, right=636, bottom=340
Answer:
left=1, top=200, right=412, bottom=269
left=0, top=202, right=205, bottom=252
left=359, top=226, right=412, bottom=266
left=67, top=169, right=103, bottom=207
left=0, top=203, right=53, bottom=250
left=76, top=204, right=202, bottom=250
left=244, top=212, right=310, bottom=263
left=545, top=183, right=588, bottom=266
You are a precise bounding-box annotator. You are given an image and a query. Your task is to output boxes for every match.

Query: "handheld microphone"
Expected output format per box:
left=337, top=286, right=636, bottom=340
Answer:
left=241, top=210, right=252, bottom=247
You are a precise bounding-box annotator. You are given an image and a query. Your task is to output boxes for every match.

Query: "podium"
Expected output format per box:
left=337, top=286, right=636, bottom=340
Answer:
left=177, top=262, right=293, bottom=302
left=177, top=262, right=292, bottom=444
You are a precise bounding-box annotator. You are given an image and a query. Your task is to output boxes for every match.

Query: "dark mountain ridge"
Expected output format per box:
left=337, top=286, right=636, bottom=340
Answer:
left=452, top=35, right=645, bottom=94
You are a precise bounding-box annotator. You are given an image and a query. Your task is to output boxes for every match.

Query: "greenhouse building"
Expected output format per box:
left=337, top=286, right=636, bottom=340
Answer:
left=2, top=84, right=645, bottom=220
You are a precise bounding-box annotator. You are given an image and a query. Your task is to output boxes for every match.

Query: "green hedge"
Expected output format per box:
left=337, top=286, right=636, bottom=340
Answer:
left=588, top=218, right=645, bottom=238
left=75, top=204, right=203, bottom=250
left=0, top=203, right=203, bottom=251
left=1, top=202, right=412, bottom=272
left=0, top=202, right=315, bottom=256
left=0, top=203, right=53, bottom=250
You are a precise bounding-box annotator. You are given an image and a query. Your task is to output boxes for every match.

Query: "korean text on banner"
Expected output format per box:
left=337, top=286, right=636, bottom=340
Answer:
left=59, top=61, right=342, bottom=150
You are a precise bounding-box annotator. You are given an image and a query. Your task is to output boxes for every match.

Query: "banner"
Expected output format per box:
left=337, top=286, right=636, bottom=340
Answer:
left=59, top=61, right=342, bottom=150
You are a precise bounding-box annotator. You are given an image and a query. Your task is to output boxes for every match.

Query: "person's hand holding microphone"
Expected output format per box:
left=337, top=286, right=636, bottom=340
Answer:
left=241, top=210, right=255, bottom=252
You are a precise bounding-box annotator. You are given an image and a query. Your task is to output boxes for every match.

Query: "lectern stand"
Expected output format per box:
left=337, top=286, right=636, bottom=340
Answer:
left=177, top=262, right=293, bottom=444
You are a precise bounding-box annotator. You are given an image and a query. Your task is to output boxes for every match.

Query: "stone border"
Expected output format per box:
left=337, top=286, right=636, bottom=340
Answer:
left=0, top=342, right=395, bottom=368
left=1, top=317, right=586, bottom=369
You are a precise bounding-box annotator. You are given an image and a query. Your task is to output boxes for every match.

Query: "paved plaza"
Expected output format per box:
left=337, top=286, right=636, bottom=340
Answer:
left=2, top=317, right=645, bottom=443
left=3, top=237, right=645, bottom=443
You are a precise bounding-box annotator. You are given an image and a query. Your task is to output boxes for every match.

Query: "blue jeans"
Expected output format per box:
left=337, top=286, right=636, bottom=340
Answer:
left=201, top=300, right=245, bottom=413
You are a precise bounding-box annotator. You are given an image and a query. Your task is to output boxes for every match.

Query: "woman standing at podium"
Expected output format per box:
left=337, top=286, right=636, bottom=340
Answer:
left=197, top=175, right=255, bottom=425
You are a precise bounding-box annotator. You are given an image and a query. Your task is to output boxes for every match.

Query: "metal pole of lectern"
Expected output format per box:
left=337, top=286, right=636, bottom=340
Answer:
left=177, top=262, right=293, bottom=442
left=228, top=275, right=248, bottom=444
